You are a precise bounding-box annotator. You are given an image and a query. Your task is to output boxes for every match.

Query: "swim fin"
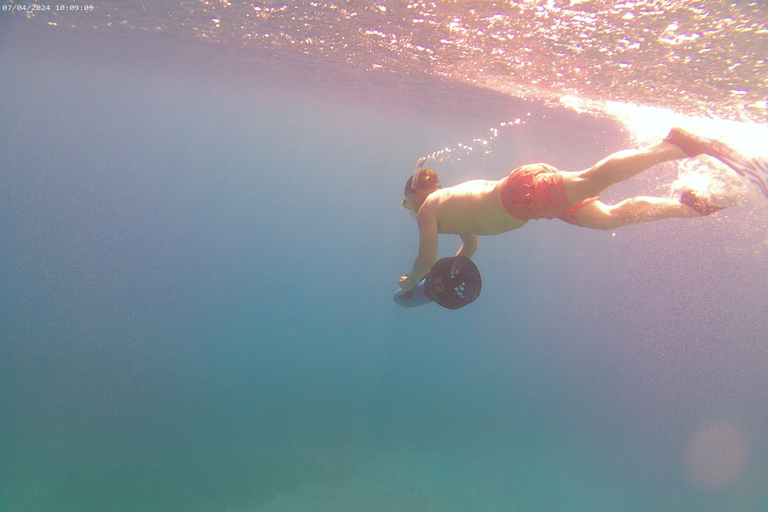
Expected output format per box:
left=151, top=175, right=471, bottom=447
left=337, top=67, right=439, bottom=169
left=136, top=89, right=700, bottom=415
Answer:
left=718, top=154, right=768, bottom=198
left=664, top=128, right=768, bottom=198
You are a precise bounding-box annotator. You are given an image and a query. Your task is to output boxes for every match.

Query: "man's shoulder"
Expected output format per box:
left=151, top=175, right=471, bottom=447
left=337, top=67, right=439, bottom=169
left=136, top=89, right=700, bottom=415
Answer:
left=418, top=196, right=440, bottom=215
left=433, top=180, right=501, bottom=199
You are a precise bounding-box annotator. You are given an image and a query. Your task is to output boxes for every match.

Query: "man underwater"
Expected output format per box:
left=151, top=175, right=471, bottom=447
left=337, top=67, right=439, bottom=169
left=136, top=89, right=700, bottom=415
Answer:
left=398, top=128, right=764, bottom=292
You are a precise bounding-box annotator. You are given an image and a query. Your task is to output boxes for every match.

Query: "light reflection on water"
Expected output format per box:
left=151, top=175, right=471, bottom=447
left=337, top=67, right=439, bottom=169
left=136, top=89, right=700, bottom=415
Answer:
left=21, top=0, right=768, bottom=124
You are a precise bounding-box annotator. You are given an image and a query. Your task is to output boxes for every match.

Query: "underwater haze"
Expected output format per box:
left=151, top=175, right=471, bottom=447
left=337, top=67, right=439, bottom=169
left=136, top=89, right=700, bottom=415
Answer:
left=1, top=2, right=768, bottom=511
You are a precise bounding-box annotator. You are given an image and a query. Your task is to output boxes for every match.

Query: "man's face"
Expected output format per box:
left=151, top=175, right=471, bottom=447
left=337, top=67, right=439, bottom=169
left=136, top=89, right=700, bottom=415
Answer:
left=401, top=190, right=418, bottom=220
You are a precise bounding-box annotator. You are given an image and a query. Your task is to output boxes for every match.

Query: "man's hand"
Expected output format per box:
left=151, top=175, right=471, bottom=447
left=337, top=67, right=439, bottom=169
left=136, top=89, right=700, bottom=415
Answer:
left=399, top=274, right=415, bottom=292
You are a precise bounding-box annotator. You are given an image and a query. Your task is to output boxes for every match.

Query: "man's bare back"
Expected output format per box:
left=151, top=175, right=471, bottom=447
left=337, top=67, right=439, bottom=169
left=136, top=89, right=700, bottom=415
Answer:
left=421, top=179, right=527, bottom=236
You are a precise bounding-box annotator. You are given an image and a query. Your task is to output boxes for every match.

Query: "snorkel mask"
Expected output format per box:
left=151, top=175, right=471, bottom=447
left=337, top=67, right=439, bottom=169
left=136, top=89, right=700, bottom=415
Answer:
left=401, top=156, right=428, bottom=219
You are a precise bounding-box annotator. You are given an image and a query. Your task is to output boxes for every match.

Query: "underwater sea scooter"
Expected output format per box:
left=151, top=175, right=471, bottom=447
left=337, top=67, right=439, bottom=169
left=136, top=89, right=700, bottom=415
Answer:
left=394, top=256, right=482, bottom=310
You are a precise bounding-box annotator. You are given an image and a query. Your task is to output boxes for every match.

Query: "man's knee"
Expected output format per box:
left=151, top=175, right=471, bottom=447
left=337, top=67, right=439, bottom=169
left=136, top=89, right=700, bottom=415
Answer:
left=599, top=199, right=646, bottom=229
left=571, top=201, right=623, bottom=230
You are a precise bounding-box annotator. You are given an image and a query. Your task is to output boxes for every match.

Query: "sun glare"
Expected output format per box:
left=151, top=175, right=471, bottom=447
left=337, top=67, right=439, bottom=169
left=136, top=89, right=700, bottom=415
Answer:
left=604, top=101, right=768, bottom=158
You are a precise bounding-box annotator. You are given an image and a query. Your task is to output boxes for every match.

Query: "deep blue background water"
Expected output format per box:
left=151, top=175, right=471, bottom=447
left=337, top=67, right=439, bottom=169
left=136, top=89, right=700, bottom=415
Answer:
left=2, top=19, right=767, bottom=512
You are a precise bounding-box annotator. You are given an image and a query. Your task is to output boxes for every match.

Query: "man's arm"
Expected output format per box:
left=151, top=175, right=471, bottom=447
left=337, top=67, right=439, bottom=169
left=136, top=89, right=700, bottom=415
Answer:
left=455, top=233, right=478, bottom=259
left=399, top=208, right=439, bottom=292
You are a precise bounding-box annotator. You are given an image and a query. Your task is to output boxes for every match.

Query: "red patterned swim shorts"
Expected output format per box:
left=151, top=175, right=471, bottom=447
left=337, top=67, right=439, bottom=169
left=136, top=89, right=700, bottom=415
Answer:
left=500, top=163, right=596, bottom=225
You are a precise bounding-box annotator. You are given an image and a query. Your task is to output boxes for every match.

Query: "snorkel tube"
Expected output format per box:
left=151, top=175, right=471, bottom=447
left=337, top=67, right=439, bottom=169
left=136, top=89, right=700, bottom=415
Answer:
left=405, top=156, right=428, bottom=219
left=411, top=156, right=428, bottom=190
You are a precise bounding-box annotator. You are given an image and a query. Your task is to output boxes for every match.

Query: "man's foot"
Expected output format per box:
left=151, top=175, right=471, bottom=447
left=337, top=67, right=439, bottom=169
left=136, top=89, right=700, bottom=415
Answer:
left=663, top=127, right=758, bottom=180
left=679, top=189, right=725, bottom=216
left=665, top=128, right=768, bottom=199
left=663, top=127, right=737, bottom=161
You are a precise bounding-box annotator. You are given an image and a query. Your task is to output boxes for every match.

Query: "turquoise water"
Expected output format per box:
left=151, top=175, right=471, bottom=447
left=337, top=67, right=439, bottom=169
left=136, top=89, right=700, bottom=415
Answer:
left=2, top=3, right=768, bottom=511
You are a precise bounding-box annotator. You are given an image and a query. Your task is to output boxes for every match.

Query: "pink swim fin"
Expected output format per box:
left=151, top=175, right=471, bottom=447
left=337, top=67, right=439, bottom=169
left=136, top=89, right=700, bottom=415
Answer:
left=665, top=128, right=768, bottom=199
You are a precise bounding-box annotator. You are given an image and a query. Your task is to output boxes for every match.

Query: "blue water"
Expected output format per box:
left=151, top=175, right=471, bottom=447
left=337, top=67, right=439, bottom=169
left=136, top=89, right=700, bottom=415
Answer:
left=2, top=10, right=768, bottom=512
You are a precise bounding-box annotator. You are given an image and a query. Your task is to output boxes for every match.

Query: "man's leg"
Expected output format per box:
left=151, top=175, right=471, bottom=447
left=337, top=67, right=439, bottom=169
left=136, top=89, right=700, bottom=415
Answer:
left=571, top=196, right=701, bottom=230
left=562, top=142, right=686, bottom=205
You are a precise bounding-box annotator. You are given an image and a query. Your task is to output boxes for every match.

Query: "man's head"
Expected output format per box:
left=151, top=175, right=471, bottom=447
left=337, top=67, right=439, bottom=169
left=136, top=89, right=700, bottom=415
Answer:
left=402, top=168, right=440, bottom=217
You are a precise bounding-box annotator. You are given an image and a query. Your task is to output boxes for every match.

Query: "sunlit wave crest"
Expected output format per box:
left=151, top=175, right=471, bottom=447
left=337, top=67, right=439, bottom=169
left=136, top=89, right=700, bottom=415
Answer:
left=26, top=0, right=768, bottom=125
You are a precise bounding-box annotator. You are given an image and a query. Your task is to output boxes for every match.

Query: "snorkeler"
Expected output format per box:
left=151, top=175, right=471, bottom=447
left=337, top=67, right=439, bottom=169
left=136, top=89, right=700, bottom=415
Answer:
left=398, top=128, right=762, bottom=292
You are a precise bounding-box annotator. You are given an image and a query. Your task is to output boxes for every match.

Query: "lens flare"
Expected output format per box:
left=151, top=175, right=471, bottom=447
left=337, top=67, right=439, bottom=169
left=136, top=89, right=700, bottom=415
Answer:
left=683, top=421, right=747, bottom=491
